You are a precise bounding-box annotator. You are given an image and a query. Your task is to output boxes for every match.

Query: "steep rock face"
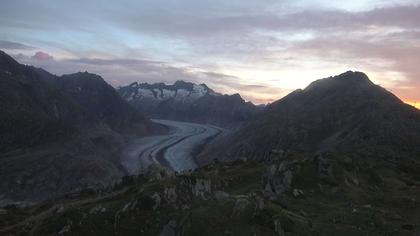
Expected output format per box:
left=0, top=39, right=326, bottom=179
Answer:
left=0, top=51, right=161, bottom=202
left=0, top=52, right=86, bottom=151
left=199, top=71, right=420, bottom=163
left=57, top=72, right=156, bottom=135
left=118, top=81, right=258, bottom=128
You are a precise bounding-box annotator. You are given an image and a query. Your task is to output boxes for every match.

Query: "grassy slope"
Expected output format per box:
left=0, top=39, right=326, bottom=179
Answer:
left=1, top=153, right=420, bottom=236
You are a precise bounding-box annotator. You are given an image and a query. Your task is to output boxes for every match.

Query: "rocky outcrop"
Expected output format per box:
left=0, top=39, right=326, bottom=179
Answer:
left=262, top=161, right=294, bottom=200
left=160, top=220, right=177, bottom=236
left=191, top=179, right=211, bottom=198
left=4, top=157, right=420, bottom=235
left=144, top=164, right=175, bottom=181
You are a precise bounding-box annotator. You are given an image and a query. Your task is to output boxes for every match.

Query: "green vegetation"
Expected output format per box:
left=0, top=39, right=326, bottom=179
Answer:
left=2, top=151, right=419, bottom=235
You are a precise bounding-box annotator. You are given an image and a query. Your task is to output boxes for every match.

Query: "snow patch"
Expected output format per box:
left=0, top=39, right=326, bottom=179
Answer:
left=132, top=83, right=212, bottom=102
left=127, top=93, right=135, bottom=101
left=153, top=89, right=162, bottom=99
left=137, top=88, right=155, bottom=99
left=162, top=89, right=176, bottom=99
left=190, top=84, right=208, bottom=98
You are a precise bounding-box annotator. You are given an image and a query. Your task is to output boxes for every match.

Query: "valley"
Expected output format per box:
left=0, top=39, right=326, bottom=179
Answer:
left=1, top=48, right=420, bottom=235
left=121, top=120, right=224, bottom=174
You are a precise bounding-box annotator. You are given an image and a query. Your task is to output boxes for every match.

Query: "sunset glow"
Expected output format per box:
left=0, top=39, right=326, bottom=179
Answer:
left=1, top=0, right=419, bottom=104
left=405, top=101, right=420, bottom=109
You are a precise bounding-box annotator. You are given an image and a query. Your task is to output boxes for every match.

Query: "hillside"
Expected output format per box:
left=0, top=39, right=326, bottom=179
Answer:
left=58, top=72, right=156, bottom=135
left=0, top=51, right=163, bottom=202
left=199, top=71, right=420, bottom=164
left=2, top=151, right=420, bottom=235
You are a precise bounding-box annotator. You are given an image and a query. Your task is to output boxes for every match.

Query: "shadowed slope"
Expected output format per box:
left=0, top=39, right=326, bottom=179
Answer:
left=0, top=51, right=162, bottom=201
left=199, top=71, right=420, bottom=164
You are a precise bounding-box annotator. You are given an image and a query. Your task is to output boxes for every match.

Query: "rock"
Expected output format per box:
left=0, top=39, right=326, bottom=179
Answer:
left=192, top=179, right=211, bottom=198
left=274, top=219, right=286, bottom=236
left=271, top=149, right=285, bottom=156
left=130, top=200, right=138, bottom=210
left=145, top=164, right=174, bottom=181
left=263, top=183, right=277, bottom=200
left=177, top=213, right=193, bottom=235
left=292, top=189, right=304, bottom=198
left=56, top=205, right=65, bottom=213
left=299, top=210, right=308, bottom=217
left=317, top=155, right=337, bottom=185
left=231, top=197, right=251, bottom=217
left=151, top=192, right=161, bottom=210
left=214, top=190, right=230, bottom=200
left=122, top=202, right=131, bottom=212
left=160, top=220, right=177, bottom=236
left=247, top=192, right=265, bottom=211
left=262, top=162, right=293, bottom=199
left=401, top=224, right=415, bottom=231
left=164, top=187, right=177, bottom=203
left=254, top=195, right=265, bottom=210
left=58, top=220, right=72, bottom=235
left=89, top=205, right=106, bottom=214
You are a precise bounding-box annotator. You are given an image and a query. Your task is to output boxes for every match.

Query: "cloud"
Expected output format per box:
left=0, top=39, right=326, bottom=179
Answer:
left=31, top=51, right=54, bottom=61
left=104, top=5, right=420, bottom=43
left=282, top=29, right=420, bottom=100
left=10, top=51, right=285, bottom=104
left=68, top=57, right=162, bottom=66
left=0, top=40, right=35, bottom=50
left=2, top=1, right=420, bottom=103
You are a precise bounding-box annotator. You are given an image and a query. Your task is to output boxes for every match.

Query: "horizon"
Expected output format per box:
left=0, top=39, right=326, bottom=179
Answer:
left=1, top=0, right=420, bottom=107
left=3, top=52, right=420, bottom=108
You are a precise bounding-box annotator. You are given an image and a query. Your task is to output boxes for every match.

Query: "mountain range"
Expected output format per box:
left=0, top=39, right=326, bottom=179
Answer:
left=118, top=80, right=259, bottom=128
left=1, top=49, right=420, bottom=235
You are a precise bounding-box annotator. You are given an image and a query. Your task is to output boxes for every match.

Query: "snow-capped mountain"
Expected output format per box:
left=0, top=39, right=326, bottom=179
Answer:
left=120, top=80, right=221, bottom=103
left=118, top=81, right=259, bottom=127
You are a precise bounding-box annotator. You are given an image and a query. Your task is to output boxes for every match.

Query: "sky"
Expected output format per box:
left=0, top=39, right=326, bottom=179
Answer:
left=0, top=0, right=419, bottom=107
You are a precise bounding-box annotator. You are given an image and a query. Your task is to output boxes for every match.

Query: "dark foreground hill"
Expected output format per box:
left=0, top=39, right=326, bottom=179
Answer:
left=0, top=51, right=163, bottom=202
left=2, top=151, right=419, bottom=235
left=199, top=71, right=420, bottom=164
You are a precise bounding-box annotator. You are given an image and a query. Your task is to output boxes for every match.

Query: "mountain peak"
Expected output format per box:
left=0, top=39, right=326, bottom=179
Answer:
left=0, top=50, right=22, bottom=74
left=63, top=71, right=103, bottom=79
left=0, top=50, right=14, bottom=60
left=305, top=70, right=374, bottom=92
left=60, top=72, right=106, bottom=86
left=334, top=71, right=372, bottom=84
left=173, top=80, right=194, bottom=89
left=340, top=70, right=368, bottom=77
